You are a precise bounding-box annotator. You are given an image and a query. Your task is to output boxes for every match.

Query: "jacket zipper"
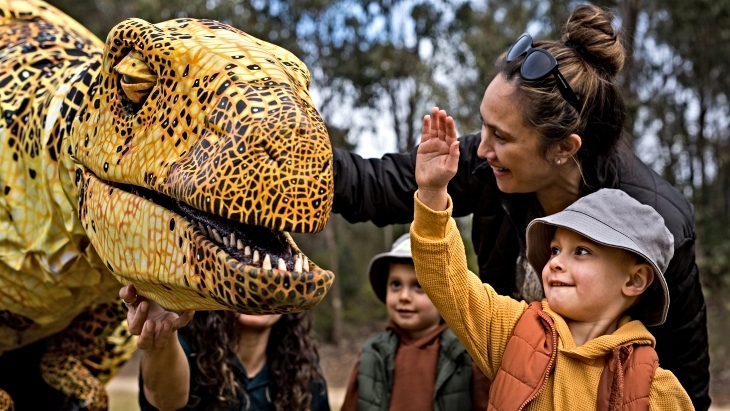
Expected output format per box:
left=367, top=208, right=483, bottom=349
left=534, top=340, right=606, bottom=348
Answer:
left=516, top=311, right=558, bottom=411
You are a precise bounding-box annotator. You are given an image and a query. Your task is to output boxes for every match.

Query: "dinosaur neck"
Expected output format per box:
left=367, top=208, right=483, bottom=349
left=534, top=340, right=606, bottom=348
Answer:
left=0, top=9, right=103, bottom=240
left=54, top=58, right=104, bottom=202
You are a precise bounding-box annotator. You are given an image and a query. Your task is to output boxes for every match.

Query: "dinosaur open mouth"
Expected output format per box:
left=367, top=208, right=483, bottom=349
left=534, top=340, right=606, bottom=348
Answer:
left=114, top=183, right=310, bottom=273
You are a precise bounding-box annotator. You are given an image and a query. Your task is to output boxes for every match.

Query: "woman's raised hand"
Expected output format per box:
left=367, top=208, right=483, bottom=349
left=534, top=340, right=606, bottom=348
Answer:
left=120, top=284, right=194, bottom=351
left=415, top=107, right=459, bottom=211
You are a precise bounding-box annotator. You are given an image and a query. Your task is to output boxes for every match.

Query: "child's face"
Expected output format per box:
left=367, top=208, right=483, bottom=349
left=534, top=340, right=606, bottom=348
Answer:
left=385, top=262, right=442, bottom=339
left=542, top=227, right=639, bottom=323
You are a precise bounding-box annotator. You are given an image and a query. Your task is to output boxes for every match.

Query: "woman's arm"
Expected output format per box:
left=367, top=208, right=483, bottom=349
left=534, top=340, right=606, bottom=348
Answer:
left=139, top=333, right=189, bottom=411
left=332, top=133, right=483, bottom=226
left=121, top=285, right=194, bottom=411
left=649, top=238, right=709, bottom=410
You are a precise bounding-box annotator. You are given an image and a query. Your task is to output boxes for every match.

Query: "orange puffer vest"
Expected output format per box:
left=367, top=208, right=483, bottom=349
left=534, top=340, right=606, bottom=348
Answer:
left=488, top=302, right=659, bottom=411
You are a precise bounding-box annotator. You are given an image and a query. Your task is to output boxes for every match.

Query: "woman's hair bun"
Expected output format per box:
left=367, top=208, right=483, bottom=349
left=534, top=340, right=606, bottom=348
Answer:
left=562, top=4, right=625, bottom=78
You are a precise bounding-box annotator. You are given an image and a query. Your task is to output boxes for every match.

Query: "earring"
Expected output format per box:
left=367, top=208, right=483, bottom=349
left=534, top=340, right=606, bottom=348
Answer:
left=555, top=159, right=561, bottom=165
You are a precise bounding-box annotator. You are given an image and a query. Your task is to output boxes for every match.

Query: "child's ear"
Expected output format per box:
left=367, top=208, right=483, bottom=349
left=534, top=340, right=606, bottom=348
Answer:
left=622, top=264, right=655, bottom=297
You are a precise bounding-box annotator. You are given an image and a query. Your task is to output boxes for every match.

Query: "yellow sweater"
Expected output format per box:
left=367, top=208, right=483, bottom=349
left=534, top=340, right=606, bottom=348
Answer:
left=410, top=193, right=694, bottom=411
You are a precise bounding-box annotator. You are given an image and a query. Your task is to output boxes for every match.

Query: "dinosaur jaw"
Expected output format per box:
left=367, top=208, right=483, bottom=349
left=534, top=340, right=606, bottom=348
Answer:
left=75, top=166, right=333, bottom=314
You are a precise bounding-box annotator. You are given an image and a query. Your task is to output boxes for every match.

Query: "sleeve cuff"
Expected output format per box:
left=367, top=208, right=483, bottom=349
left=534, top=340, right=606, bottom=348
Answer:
left=413, top=190, right=453, bottom=240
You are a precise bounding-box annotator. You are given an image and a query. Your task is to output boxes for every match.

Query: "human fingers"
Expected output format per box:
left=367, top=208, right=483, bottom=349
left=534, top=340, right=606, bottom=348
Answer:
left=127, top=301, right=150, bottom=335
left=446, top=140, right=461, bottom=171
left=152, top=321, right=174, bottom=349
left=172, top=310, right=195, bottom=331
left=421, top=114, right=432, bottom=143
left=136, top=320, right=157, bottom=350
left=444, top=115, right=457, bottom=144
left=429, top=106, right=440, bottom=139
left=119, top=284, right=138, bottom=305
left=437, top=109, right=449, bottom=140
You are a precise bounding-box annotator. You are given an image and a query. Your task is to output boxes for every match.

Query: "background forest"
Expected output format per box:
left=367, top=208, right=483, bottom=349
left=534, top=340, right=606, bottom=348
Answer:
left=45, top=0, right=730, bottom=405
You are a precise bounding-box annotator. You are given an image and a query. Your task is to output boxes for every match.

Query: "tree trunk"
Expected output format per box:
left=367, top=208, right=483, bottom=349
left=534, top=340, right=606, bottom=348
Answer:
left=619, top=0, right=641, bottom=145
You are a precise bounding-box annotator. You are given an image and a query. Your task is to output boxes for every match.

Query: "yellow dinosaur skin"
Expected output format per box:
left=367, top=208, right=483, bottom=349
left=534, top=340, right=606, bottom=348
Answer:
left=0, top=0, right=334, bottom=408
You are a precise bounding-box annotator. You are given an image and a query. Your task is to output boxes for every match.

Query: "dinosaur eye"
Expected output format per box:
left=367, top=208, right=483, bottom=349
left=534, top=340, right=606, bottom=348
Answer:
left=114, top=50, right=157, bottom=105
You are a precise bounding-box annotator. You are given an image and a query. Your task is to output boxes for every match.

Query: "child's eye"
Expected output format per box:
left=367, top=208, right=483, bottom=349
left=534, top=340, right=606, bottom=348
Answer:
left=575, top=247, right=590, bottom=256
left=550, top=246, right=560, bottom=256
left=389, top=281, right=401, bottom=289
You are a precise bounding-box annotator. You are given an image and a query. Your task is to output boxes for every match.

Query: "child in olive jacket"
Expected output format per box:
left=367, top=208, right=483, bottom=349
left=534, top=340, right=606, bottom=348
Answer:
left=340, top=233, right=490, bottom=411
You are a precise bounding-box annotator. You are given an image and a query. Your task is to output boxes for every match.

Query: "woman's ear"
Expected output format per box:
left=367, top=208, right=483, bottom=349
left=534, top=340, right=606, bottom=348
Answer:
left=623, top=264, right=655, bottom=297
left=553, top=133, right=582, bottom=164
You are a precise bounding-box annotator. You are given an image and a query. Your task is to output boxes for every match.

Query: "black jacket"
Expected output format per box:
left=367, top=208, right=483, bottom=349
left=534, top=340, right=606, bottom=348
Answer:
left=333, top=132, right=711, bottom=410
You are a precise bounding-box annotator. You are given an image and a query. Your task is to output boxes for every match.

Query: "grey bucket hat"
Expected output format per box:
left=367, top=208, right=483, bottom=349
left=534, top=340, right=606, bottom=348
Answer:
left=368, top=233, right=413, bottom=303
left=526, top=189, right=674, bottom=326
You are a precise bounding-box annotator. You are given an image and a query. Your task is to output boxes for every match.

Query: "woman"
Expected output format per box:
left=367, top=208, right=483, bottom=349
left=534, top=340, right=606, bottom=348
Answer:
left=120, top=285, right=330, bottom=411
left=332, top=4, right=709, bottom=409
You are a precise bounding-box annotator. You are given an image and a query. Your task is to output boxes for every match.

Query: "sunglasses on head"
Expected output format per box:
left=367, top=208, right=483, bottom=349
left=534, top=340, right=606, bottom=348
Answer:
left=506, top=33, right=582, bottom=113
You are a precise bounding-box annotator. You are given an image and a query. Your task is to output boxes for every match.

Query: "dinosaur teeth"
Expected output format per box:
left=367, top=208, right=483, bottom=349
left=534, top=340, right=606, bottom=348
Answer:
left=191, top=221, right=295, bottom=271
left=211, top=229, right=223, bottom=244
left=294, top=255, right=302, bottom=273
left=303, top=257, right=310, bottom=272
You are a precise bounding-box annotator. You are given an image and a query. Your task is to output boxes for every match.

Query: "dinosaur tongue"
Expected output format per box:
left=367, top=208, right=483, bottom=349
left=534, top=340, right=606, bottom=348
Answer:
left=175, top=200, right=307, bottom=272
left=121, top=182, right=303, bottom=271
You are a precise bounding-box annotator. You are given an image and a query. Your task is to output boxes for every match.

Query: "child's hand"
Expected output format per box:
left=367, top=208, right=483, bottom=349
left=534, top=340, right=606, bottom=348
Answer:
left=120, top=284, right=194, bottom=351
left=415, top=107, right=459, bottom=210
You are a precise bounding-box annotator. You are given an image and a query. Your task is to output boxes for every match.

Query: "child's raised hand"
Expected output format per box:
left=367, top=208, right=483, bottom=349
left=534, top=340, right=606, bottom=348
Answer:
left=415, top=107, right=459, bottom=210
left=120, top=284, right=194, bottom=351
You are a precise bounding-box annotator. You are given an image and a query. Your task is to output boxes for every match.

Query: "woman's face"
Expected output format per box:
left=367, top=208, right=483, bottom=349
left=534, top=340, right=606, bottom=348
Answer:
left=477, top=75, right=558, bottom=194
left=237, top=313, right=282, bottom=330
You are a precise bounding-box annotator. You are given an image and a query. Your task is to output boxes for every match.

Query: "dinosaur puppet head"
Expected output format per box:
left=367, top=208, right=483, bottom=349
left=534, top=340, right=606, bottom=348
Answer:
left=65, top=18, right=334, bottom=313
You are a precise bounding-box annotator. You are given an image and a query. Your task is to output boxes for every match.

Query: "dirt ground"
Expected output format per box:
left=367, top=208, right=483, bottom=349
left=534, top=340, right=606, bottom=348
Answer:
left=107, top=338, right=730, bottom=411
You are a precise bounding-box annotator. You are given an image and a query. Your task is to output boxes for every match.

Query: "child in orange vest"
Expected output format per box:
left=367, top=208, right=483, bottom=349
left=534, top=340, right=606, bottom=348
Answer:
left=409, top=108, right=694, bottom=410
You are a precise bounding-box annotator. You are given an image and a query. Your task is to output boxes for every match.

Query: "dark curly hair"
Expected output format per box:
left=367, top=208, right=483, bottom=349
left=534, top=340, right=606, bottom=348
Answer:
left=179, top=311, right=325, bottom=411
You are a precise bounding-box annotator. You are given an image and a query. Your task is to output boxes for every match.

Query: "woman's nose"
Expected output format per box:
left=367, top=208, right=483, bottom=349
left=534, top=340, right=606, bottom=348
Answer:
left=477, top=131, right=493, bottom=160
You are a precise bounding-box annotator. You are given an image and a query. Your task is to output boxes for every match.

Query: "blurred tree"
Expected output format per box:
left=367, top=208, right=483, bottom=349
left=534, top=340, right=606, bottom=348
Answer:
left=632, top=0, right=730, bottom=387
